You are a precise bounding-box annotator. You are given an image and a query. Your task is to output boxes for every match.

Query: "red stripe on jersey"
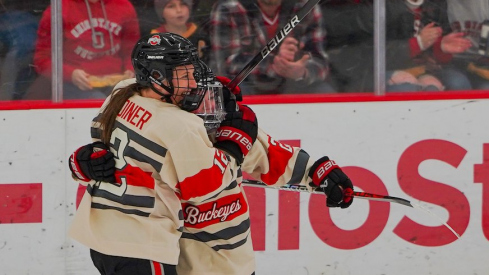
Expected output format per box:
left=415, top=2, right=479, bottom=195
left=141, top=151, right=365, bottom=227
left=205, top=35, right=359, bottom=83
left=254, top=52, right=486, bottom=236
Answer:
left=176, top=150, right=229, bottom=201
left=181, top=192, right=248, bottom=229
left=116, top=164, right=154, bottom=189
left=151, top=261, right=162, bottom=275
left=260, top=136, right=295, bottom=184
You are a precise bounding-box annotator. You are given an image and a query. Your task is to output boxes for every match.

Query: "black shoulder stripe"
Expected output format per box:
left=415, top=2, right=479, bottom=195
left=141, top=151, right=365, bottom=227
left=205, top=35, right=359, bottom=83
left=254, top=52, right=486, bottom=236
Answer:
left=114, top=121, right=167, bottom=157
left=286, top=149, right=310, bottom=185
left=91, top=126, right=102, bottom=139
left=124, top=145, right=163, bottom=172
left=92, top=113, right=169, bottom=159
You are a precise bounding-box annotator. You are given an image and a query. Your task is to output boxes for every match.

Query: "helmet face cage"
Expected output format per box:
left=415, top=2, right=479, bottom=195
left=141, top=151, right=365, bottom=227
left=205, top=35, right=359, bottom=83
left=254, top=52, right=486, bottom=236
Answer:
left=192, top=61, right=226, bottom=132
left=167, top=61, right=207, bottom=112
left=194, top=81, right=226, bottom=133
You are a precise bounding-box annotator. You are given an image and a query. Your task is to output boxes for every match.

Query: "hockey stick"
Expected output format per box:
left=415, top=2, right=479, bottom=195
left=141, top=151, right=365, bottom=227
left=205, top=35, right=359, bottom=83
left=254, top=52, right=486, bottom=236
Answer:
left=242, top=179, right=412, bottom=207
left=242, top=179, right=461, bottom=238
left=226, top=0, right=321, bottom=91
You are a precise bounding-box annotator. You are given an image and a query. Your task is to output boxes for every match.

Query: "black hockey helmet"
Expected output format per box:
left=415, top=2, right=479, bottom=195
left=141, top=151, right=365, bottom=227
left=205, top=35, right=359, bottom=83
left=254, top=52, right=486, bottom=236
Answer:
left=131, top=32, right=206, bottom=111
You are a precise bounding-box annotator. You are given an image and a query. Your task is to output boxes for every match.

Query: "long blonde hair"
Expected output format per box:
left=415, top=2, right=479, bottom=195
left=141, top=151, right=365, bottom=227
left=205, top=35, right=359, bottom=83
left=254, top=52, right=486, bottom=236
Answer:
left=98, top=83, right=143, bottom=145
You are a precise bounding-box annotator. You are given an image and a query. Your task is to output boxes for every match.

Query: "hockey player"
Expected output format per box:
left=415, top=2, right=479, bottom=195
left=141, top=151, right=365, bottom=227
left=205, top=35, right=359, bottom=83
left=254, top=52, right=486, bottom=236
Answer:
left=69, top=32, right=354, bottom=275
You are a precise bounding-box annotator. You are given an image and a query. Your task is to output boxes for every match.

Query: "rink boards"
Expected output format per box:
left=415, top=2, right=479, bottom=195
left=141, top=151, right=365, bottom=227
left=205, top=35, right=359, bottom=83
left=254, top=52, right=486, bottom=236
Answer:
left=0, top=98, right=488, bottom=275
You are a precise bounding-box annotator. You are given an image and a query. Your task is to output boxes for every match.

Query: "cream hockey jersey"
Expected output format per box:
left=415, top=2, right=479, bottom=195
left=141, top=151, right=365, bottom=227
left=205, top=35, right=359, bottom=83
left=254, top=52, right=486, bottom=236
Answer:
left=70, top=79, right=316, bottom=275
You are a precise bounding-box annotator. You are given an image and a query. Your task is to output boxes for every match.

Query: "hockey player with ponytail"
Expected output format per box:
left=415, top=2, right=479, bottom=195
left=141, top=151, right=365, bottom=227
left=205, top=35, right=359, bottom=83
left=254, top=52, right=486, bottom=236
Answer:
left=69, top=32, right=354, bottom=275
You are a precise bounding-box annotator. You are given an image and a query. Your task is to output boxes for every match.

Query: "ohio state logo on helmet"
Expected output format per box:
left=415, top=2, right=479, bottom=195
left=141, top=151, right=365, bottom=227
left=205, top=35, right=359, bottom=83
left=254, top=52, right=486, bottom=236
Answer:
left=148, top=35, right=161, bottom=45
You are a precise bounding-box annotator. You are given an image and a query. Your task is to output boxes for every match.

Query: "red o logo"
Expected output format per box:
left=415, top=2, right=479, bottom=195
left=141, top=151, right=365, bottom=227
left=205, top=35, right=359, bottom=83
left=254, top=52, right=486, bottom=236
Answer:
left=309, top=166, right=389, bottom=249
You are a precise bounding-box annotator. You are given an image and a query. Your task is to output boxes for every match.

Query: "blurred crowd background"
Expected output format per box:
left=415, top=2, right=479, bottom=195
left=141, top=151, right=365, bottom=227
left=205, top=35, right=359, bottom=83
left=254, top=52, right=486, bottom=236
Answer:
left=0, top=0, right=488, bottom=101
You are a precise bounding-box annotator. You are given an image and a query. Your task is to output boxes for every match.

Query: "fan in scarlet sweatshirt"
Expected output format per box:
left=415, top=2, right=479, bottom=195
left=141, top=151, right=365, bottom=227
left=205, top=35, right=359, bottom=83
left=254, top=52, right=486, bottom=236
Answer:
left=26, top=0, right=140, bottom=99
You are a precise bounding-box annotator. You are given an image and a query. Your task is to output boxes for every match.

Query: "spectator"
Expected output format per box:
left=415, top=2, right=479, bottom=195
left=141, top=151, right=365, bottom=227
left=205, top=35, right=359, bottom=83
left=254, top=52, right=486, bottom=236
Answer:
left=0, top=0, right=49, bottom=100
left=443, top=0, right=489, bottom=90
left=387, top=0, right=472, bottom=92
left=128, top=0, right=160, bottom=36
left=151, top=0, right=209, bottom=62
left=24, top=0, right=140, bottom=100
left=320, top=0, right=371, bottom=92
left=127, top=0, right=213, bottom=43
left=191, top=0, right=215, bottom=26
left=209, top=0, right=334, bottom=95
left=323, top=0, right=472, bottom=92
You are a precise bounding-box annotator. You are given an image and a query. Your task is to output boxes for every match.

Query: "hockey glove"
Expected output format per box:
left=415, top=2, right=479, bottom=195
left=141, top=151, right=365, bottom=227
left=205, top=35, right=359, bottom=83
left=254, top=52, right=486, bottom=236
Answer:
left=308, top=156, right=354, bottom=208
left=215, top=104, right=258, bottom=165
left=69, top=142, right=116, bottom=183
left=215, top=76, right=243, bottom=112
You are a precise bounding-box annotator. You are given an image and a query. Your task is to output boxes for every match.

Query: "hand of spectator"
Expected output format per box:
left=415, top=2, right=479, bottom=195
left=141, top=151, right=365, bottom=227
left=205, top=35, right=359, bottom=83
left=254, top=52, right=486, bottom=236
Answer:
left=72, top=69, right=92, bottom=91
left=388, top=70, right=418, bottom=85
left=277, top=37, right=301, bottom=61
left=272, top=54, right=310, bottom=80
left=441, top=32, right=473, bottom=54
left=419, top=22, right=442, bottom=50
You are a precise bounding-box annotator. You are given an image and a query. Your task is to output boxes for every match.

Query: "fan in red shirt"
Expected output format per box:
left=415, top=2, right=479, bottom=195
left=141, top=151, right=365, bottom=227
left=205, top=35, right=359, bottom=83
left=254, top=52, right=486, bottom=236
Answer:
left=25, top=0, right=140, bottom=99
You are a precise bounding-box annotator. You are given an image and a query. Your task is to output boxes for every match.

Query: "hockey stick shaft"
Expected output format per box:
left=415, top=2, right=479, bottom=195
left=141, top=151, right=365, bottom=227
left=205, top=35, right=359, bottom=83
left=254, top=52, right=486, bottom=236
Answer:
left=226, top=0, right=321, bottom=91
left=241, top=179, right=413, bottom=207
left=242, top=179, right=461, bottom=238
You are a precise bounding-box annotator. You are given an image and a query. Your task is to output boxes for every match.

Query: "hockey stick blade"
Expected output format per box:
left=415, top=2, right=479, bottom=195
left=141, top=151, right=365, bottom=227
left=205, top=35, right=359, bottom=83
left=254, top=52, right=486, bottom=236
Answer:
left=241, top=179, right=412, bottom=207
left=226, top=0, right=321, bottom=91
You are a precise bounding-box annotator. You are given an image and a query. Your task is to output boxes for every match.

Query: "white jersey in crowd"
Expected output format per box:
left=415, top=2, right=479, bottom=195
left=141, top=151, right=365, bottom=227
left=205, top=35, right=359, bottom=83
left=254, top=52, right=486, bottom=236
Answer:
left=446, top=0, right=489, bottom=56
left=69, top=78, right=317, bottom=275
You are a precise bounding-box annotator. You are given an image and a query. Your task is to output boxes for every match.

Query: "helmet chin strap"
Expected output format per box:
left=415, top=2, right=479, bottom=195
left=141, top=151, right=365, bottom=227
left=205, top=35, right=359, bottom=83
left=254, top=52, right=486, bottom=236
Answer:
left=149, top=80, right=174, bottom=104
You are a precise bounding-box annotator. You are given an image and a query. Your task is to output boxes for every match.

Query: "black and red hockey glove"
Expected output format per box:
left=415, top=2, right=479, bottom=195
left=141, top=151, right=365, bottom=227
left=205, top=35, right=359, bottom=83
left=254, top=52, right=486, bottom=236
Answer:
left=68, top=141, right=116, bottom=183
left=215, top=76, right=243, bottom=112
left=215, top=104, right=258, bottom=165
left=308, top=156, right=354, bottom=208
